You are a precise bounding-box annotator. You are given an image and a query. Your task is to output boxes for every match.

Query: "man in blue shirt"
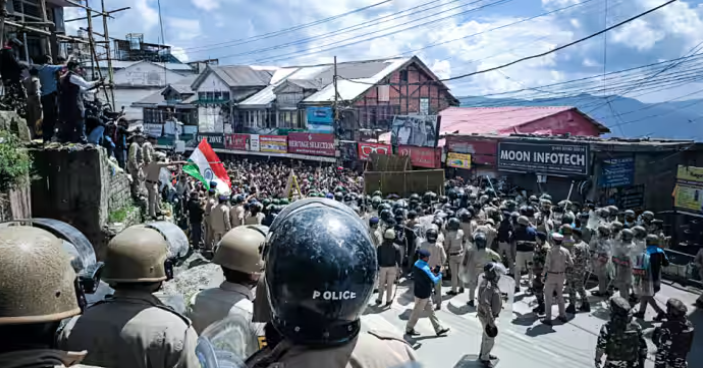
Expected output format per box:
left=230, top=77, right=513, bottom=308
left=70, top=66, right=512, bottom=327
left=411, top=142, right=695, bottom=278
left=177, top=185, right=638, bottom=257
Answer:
left=35, top=55, right=64, bottom=143
left=405, top=249, right=450, bottom=337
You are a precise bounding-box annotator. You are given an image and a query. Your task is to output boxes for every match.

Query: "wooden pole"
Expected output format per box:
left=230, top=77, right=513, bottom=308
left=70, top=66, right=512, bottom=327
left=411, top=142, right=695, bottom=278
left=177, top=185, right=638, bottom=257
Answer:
left=38, top=0, right=51, bottom=57
left=101, top=0, right=115, bottom=109
left=0, top=0, right=7, bottom=47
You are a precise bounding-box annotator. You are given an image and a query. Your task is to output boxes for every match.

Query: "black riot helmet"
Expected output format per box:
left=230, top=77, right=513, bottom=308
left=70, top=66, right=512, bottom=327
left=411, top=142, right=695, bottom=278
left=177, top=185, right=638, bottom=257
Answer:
left=447, top=217, right=461, bottom=231
left=474, top=232, right=487, bottom=249
left=409, top=193, right=421, bottom=202
left=379, top=209, right=392, bottom=222
left=334, top=192, right=344, bottom=201
left=265, top=198, right=376, bottom=347
left=459, top=208, right=472, bottom=222
left=425, top=228, right=438, bottom=242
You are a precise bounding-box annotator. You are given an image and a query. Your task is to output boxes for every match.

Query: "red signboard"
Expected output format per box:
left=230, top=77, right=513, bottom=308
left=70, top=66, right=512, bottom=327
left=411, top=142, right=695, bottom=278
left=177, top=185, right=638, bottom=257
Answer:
left=225, top=134, right=248, bottom=150
left=259, top=135, right=287, bottom=154
left=399, top=145, right=441, bottom=168
left=287, top=132, right=335, bottom=156
left=358, top=142, right=391, bottom=161
left=445, top=136, right=498, bottom=165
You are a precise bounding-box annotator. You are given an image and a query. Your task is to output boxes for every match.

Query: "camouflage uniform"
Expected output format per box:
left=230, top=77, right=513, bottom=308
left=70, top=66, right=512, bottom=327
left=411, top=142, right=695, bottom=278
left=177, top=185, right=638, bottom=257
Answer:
left=531, top=240, right=550, bottom=314
left=564, top=232, right=590, bottom=312
left=595, top=297, right=647, bottom=368
left=653, top=299, right=694, bottom=368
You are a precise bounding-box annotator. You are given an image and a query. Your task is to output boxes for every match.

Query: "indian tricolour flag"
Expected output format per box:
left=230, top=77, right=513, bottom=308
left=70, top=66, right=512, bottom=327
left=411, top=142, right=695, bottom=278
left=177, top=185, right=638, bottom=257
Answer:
left=183, top=139, right=231, bottom=195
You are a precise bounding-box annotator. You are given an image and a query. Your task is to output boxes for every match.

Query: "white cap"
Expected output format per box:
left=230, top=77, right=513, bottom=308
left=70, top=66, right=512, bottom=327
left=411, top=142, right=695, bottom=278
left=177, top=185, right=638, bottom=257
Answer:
left=551, top=232, right=564, bottom=241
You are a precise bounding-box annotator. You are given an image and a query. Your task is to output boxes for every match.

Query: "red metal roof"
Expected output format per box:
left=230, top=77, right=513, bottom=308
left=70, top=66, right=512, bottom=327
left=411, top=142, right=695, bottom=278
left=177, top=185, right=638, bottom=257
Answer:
left=439, top=106, right=577, bottom=135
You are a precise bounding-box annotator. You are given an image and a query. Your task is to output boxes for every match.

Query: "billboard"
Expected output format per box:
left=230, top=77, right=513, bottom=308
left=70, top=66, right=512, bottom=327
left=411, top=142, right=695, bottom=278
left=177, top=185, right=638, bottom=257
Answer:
left=249, top=134, right=260, bottom=152
left=287, top=132, right=335, bottom=156
left=194, top=133, right=225, bottom=149
left=599, top=156, right=635, bottom=188
left=390, top=115, right=440, bottom=148
left=674, top=165, right=703, bottom=214
left=358, top=142, right=392, bottom=161
left=143, top=123, right=163, bottom=138
left=225, top=134, right=248, bottom=150
left=447, top=152, right=472, bottom=169
left=399, top=145, right=441, bottom=169
left=497, top=140, right=590, bottom=176
left=259, top=135, right=287, bottom=154
left=306, top=106, right=334, bottom=125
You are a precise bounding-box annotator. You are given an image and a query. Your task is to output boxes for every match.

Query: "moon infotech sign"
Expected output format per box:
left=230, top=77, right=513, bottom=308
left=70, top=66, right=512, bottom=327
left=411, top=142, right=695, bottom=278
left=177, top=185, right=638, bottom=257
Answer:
left=497, top=141, right=591, bottom=176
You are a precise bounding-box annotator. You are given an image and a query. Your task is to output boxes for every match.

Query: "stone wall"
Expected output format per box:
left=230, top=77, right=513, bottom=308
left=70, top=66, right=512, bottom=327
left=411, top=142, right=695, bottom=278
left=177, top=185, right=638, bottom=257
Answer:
left=108, top=170, right=132, bottom=212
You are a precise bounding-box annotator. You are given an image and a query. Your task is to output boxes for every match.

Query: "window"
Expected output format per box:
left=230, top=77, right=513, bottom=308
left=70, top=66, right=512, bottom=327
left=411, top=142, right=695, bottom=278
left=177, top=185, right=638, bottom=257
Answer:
left=222, top=92, right=231, bottom=101
left=377, top=85, right=390, bottom=102
left=214, top=91, right=222, bottom=101
left=399, top=70, right=408, bottom=83
left=198, top=92, right=206, bottom=102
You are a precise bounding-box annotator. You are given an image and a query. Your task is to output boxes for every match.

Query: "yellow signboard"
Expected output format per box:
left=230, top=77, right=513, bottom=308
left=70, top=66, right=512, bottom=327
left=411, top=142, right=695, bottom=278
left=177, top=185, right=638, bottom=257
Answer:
left=446, top=152, right=472, bottom=169
left=674, top=165, right=703, bottom=213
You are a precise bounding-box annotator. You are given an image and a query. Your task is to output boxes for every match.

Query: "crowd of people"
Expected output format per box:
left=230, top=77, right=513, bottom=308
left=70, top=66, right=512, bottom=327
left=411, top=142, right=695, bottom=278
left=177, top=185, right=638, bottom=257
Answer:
left=0, top=151, right=699, bottom=368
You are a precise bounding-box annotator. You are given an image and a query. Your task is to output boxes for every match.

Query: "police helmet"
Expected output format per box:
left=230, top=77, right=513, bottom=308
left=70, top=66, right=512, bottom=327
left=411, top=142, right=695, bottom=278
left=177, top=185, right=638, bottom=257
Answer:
left=447, top=189, right=458, bottom=200
left=212, top=226, right=267, bottom=275
left=598, top=224, right=611, bottom=236
left=620, top=228, right=634, bottom=242
left=517, top=216, right=530, bottom=226
left=609, top=296, right=632, bottom=317
left=102, top=226, right=173, bottom=283
left=646, top=234, right=660, bottom=246
left=0, top=226, right=82, bottom=325
left=264, top=199, right=376, bottom=345
left=447, top=217, right=461, bottom=231
left=642, top=211, right=654, bottom=221
left=510, top=211, right=520, bottom=222
left=407, top=210, right=418, bottom=220
left=379, top=209, right=392, bottom=222
left=474, top=232, right=487, bottom=249
left=631, top=226, right=647, bottom=239
left=665, top=298, right=687, bottom=317
left=439, top=195, right=448, bottom=204
left=372, top=190, right=383, bottom=198
left=371, top=196, right=382, bottom=208
left=611, top=221, right=624, bottom=233
left=484, top=262, right=507, bottom=282
left=383, top=228, right=396, bottom=240
left=624, top=209, right=635, bottom=218
left=426, top=228, right=438, bottom=242
left=562, top=213, right=574, bottom=225
left=393, top=214, right=404, bottom=224
left=528, top=195, right=539, bottom=204
left=334, top=192, right=344, bottom=201
left=409, top=193, right=421, bottom=202
left=459, top=209, right=472, bottom=222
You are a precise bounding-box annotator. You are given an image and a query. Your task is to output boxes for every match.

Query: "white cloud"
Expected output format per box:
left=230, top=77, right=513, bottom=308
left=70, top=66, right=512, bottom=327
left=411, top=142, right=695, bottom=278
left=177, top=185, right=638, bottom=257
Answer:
left=430, top=59, right=451, bottom=79
left=167, top=18, right=202, bottom=42
left=611, top=19, right=665, bottom=52
left=171, top=46, right=190, bottom=62
left=583, top=58, right=599, bottom=67
left=570, top=18, right=580, bottom=28
left=192, top=0, right=220, bottom=11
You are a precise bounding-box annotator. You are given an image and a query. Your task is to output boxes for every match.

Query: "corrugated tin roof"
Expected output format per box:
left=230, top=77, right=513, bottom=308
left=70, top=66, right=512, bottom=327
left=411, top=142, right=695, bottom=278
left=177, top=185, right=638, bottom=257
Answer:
left=169, top=75, right=198, bottom=94
left=133, top=89, right=166, bottom=106
left=438, top=106, right=577, bottom=135
left=89, top=60, right=194, bottom=71
left=238, top=85, right=276, bottom=107
left=212, top=66, right=273, bottom=87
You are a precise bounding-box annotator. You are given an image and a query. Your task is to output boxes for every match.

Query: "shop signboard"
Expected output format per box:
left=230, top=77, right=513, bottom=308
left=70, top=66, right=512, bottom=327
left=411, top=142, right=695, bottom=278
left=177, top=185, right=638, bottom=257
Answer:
left=398, top=145, right=441, bottom=169
left=497, top=141, right=590, bottom=176
left=600, top=156, right=635, bottom=188
left=144, top=123, right=163, bottom=138
left=287, top=132, right=335, bottom=156
left=445, top=136, right=497, bottom=165
left=358, top=142, right=392, bottom=161
left=447, top=152, right=472, bottom=169
left=306, top=106, right=334, bottom=125
left=674, top=165, right=703, bottom=214
left=194, top=133, right=225, bottom=149
left=249, top=134, right=260, bottom=152
left=224, top=134, right=248, bottom=151
left=259, top=135, right=288, bottom=154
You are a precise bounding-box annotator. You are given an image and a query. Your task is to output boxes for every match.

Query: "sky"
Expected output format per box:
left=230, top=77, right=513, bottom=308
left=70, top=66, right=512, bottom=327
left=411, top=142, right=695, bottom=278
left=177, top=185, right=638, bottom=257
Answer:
left=64, top=0, right=703, bottom=103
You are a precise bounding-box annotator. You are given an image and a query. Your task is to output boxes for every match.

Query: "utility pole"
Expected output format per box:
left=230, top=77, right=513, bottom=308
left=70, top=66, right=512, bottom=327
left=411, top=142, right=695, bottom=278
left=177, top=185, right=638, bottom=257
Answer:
left=101, top=0, right=115, bottom=108
left=333, top=56, right=339, bottom=122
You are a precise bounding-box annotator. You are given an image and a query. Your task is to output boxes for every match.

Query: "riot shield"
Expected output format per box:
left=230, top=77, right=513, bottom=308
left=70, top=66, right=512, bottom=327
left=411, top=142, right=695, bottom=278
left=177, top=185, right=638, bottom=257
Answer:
left=477, top=273, right=516, bottom=323
left=195, top=314, right=261, bottom=368
left=142, top=221, right=190, bottom=259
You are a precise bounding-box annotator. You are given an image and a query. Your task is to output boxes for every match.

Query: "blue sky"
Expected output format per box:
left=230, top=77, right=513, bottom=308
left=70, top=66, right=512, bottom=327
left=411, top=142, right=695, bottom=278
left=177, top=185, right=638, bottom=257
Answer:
left=66, top=0, right=703, bottom=103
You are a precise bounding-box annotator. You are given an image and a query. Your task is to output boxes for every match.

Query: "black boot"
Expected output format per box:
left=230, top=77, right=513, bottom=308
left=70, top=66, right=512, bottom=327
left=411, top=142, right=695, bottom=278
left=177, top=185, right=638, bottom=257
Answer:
left=579, top=302, right=591, bottom=313
left=566, top=304, right=576, bottom=314
left=533, top=304, right=545, bottom=315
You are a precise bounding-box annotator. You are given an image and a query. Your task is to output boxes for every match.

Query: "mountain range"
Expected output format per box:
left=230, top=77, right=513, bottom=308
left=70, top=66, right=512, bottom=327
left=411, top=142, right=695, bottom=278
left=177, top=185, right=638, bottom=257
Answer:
left=458, top=94, right=703, bottom=141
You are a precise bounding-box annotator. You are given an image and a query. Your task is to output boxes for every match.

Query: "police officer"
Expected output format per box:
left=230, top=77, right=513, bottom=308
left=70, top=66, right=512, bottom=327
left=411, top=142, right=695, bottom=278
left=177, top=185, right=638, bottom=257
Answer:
left=419, top=226, right=448, bottom=310
left=189, top=225, right=267, bottom=334
left=444, top=217, right=466, bottom=296
left=246, top=198, right=417, bottom=368
left=542, top=232, right=573, bottom=325
left=368, top=216, right=383, bottom=247
left=127, top=132, right=145, bottom=198
left=531, top=231, right=550, bottom=315
left=595, top=296, right=647, bottom=368
left=613, top=229, right=636, bottom=300
left=477, top=262, right=507, bottom=368
left=0, top=226, right=104, bottom=368
left=653, top=298, right=694, bottom=368
left=590, top=225, right=613, bottom=298
left=230, top=194, right=246, bottom=227
left=57, top=226, right=200, bottom=368
left=209, top=194, right=232, bottom=248
left=376, top=228, right=402, bottom=307
left=142, top=135, right=156, bottom=166
left=203, top=188, right=218, bottom=251
left=513, top=216, right=537, bottom=292
left=464, top=233, right=502, bottom=307
left=563, top=225, right=590, bottom=313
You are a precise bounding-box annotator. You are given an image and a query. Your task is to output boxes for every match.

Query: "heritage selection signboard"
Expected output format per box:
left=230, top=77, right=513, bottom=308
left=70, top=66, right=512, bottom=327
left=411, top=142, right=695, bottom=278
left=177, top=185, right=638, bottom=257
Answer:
left=497, top=141, right=591, bottom=177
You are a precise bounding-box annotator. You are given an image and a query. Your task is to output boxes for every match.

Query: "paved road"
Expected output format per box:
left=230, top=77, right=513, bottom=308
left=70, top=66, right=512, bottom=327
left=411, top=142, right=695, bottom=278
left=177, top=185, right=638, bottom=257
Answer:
left=360, top=277, right=702, bottom=368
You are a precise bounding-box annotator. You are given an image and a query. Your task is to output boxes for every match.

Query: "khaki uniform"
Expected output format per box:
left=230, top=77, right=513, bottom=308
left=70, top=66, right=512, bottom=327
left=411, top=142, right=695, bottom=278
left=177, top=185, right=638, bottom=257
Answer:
left=543, top=246, right=573, bottom=320
left=210, top=203, right=232, bottom=245
left=230, top=204, right=245, bottom=227
left=246, top=330, right=417, bottom=368
left=0, top=349, right=104, bottom=368
left=127, top=142, right=143, bottom=197
left=368, top=227, right=382, bottom=248
left=252, top=275, right=271, bottom=323
left=57, top=290, right=200, bottom=368
left=204, top=197, right=217, bottom=250
left=244, top=212, right=265, bottom=226
left=144, top=162, right=168, bottom=218
left=188, top=281, right=257, bottom=334
left=459, top=221, right=476, bottom=243
left=464, top=248, right=502, bottom=303
left=142, top=141, right=155, bottom=165
left=443, top=229, right=465, bottom=293
left=419, top=240, right=447, bottom=307
left=477, top=279, right=502, bottom=361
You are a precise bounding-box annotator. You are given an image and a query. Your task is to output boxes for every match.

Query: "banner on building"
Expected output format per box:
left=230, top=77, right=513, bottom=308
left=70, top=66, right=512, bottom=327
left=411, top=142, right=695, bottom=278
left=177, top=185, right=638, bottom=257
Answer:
left=194, top=133, right=225, bottom=149
left=497, top=141, right=590, bottom=176
left=287, top=132, right=335, bottom=156
left=306, top=107, right=334, bottom=125
left=447, top=152, right=472, bottom=169
left=674, top=165, right=703, bottom=214
left=225, top=134, right=248, bottom=151
left=358, top=142, right=391, bottom=161
left=144, top=123, right=163, bottom=138
left=600, top=156, right=635, bottom=188
left=260, top=135, right=288, bottom=154
left=391, top=115, right=440, bottom=148
left=398, top=145, right=441, bottom=169
left=249, top=134, right=260, bottom=152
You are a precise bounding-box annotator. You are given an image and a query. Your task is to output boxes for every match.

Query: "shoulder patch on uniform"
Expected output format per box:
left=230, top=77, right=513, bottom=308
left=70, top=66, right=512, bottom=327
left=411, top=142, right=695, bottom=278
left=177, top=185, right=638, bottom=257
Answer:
left=368, top=329, right=410, bottom=345
left=155, top=304, right=192, bottom=326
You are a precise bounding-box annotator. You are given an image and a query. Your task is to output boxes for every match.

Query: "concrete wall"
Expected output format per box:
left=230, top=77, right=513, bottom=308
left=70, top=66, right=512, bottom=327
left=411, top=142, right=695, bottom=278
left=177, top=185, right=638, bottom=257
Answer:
left=108, top=172, right=132, bottom=213
left=113, top=61, right=186, bottom=88
left=115, top=88, right=163, bottom=120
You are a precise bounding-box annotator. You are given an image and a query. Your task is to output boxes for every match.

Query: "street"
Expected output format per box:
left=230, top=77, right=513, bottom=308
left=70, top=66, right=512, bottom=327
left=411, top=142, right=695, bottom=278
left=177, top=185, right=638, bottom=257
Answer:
left=360, top=278, right=702, bottom=368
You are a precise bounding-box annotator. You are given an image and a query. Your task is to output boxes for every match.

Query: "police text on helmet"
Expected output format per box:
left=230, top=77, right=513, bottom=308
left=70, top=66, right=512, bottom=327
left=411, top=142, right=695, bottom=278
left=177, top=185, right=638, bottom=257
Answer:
left=313, top=290, right=357, bottom=300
